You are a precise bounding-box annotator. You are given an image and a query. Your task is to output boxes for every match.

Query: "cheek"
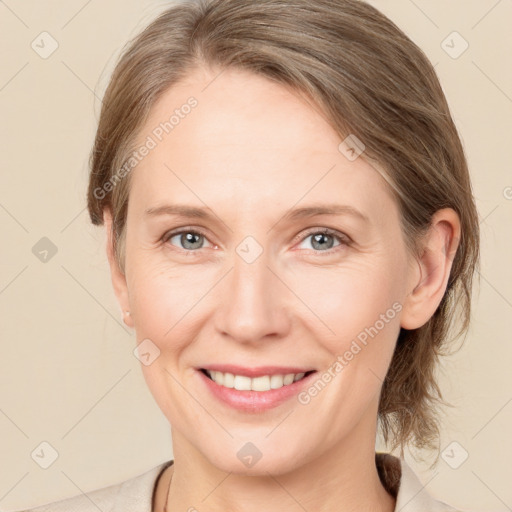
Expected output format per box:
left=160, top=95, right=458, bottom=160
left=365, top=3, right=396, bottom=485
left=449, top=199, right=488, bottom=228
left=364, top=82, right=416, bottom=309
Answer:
left=126, top=260, right=216, bottom=422
left=293, top=258, right=404, bottom=347
left=295, top=263, right=404, bottom=429
left=126, top=257, right=218, bottom=346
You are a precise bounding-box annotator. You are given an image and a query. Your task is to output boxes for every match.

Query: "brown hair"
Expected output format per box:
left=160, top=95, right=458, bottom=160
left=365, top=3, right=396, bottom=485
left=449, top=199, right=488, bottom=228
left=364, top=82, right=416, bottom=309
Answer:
left=87, top=0, right=480, bottom=456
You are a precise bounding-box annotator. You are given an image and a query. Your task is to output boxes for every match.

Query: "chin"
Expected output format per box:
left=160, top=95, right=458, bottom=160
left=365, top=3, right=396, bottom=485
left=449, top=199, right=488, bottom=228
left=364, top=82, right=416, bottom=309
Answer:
left=202, top=439, right=308, bottom=477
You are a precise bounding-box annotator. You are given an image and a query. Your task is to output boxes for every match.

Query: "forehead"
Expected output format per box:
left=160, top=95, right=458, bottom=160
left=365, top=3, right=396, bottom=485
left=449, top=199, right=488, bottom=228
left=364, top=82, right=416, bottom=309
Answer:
left=129, top=66, right=397, bottom=223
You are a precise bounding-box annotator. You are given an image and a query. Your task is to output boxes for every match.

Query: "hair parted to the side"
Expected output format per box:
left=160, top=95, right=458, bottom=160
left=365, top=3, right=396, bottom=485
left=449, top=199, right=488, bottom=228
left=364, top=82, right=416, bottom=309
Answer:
left=87, top=0, right=480, bottom=457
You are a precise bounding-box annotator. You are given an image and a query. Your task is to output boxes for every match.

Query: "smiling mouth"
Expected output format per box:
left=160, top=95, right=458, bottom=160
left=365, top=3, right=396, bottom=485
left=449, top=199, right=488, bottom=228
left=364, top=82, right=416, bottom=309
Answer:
left=200, top=368, right=316, bottom=392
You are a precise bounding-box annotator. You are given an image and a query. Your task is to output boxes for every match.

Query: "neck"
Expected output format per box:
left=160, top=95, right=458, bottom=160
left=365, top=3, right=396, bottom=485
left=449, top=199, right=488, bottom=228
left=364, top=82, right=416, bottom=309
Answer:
left=162, top=415, right=396, bottom=512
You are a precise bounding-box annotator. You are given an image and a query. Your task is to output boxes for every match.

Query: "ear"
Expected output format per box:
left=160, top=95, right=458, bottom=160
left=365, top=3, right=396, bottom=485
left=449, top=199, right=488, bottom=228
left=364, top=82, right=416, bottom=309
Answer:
left=103, top=208, right=134, bottom=329
left=400, top=208, right=461, bottom=330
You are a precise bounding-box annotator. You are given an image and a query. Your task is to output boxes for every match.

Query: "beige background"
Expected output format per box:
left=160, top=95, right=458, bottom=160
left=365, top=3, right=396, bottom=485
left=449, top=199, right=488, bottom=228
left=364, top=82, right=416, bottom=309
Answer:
left=0, top=0, right=511, bottom=510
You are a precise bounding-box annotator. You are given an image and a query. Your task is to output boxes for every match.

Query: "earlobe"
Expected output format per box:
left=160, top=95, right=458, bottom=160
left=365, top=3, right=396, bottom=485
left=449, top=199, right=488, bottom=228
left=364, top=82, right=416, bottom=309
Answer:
left=400, top=208, right=461, bottom=330
left=103, top=208, right=134, bottom=329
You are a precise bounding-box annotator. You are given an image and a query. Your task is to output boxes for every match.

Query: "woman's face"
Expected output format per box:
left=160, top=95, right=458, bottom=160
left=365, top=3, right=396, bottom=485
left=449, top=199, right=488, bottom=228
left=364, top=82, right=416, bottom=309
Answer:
left=113, top=66, right=417, bottom=474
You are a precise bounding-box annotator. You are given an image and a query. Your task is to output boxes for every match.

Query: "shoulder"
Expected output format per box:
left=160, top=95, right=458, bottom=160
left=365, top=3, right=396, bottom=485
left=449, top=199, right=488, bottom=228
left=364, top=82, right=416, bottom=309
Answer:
left=397, top=459, right=467, bottom=511
left=376, top=452, right=467, bottom=512
left=16, top=460, right=173, bottom=512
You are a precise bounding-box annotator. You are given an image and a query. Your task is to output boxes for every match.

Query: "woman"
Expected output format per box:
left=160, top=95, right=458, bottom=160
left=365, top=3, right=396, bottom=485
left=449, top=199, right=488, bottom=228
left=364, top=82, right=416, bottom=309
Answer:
left=23, top=0, right=479, bottom=510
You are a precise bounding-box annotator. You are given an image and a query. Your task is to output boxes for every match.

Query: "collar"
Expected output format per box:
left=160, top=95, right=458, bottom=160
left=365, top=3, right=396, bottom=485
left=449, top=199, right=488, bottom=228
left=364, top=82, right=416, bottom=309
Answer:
left=67, top=453, right=457, bottom=512
left=376, top=452, right=459, bottom=511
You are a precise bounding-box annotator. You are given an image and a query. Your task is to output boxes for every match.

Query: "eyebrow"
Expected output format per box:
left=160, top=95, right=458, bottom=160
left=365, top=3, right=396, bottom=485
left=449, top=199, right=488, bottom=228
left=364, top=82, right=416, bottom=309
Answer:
left=144, top=203, right=370, bottom=223
left=281, top=204, right=369, bottom=223
left=145, top=204, right=212, bottom=219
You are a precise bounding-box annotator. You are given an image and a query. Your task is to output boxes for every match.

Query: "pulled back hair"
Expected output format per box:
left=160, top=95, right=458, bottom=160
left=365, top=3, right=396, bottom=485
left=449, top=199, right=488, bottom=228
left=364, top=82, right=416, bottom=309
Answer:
left=87, top=0, right=480, bottom=456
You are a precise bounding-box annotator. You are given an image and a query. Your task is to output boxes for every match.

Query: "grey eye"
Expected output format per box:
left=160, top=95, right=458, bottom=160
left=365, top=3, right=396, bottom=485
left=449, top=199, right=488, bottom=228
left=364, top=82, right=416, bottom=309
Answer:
left=167, top=231, right=209, bottom=250
left=298, top=231, right=343, bottom=252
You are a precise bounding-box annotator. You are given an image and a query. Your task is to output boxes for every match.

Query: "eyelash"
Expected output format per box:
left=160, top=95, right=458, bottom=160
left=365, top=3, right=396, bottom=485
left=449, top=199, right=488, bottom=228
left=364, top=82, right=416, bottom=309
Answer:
left=161, top=227, right=350, bottom=256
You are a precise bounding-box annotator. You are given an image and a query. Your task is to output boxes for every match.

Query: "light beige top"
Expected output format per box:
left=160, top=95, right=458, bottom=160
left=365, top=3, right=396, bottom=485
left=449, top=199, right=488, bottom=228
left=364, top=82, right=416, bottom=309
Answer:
left=15, top=453, right=464, bottom=512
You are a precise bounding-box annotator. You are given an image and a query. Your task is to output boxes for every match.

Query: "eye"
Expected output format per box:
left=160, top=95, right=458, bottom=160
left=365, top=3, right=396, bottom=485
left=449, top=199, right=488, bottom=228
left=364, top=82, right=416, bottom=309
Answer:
left=296, top=228, right=349, bottom=253
left=161, top=227, right=350, bottom=254
left=162, top=229, right=214, bottom=251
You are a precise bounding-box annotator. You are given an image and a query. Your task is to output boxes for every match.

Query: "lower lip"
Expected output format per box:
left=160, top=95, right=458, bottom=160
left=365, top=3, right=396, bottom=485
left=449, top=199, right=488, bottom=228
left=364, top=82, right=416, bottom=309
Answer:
left=197, top=369, right=316, bottom=413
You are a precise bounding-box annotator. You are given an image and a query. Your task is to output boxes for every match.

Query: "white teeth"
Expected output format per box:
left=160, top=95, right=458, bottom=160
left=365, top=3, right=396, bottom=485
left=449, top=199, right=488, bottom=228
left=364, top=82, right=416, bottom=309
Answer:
left=234, top=375, right=252, bottom=391
left=212, top=371, right=224, bottom=386
left=283, top=373, right=295, bottom=385
left=270, top=374, right=284, bottom=389
left=223, top=372, right=234, bottom=388
left=251, top=375, right=270, bottom=391
left=205, top=370, right=308, bottom=391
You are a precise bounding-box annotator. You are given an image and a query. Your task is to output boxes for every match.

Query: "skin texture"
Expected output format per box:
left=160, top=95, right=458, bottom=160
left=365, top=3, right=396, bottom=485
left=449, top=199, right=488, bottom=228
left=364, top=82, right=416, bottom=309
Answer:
left=104, top=65, right=461, bottom=512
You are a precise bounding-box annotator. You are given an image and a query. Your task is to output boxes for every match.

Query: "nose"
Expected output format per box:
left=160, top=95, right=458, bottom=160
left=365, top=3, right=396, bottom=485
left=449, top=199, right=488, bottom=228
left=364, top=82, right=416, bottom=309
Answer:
left=214, top=249, right=292, bottom=344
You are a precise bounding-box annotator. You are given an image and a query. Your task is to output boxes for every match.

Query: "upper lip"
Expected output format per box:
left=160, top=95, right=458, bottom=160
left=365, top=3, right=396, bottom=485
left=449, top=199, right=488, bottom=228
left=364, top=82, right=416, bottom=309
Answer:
left=199, top=365, right=316, bottom=378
